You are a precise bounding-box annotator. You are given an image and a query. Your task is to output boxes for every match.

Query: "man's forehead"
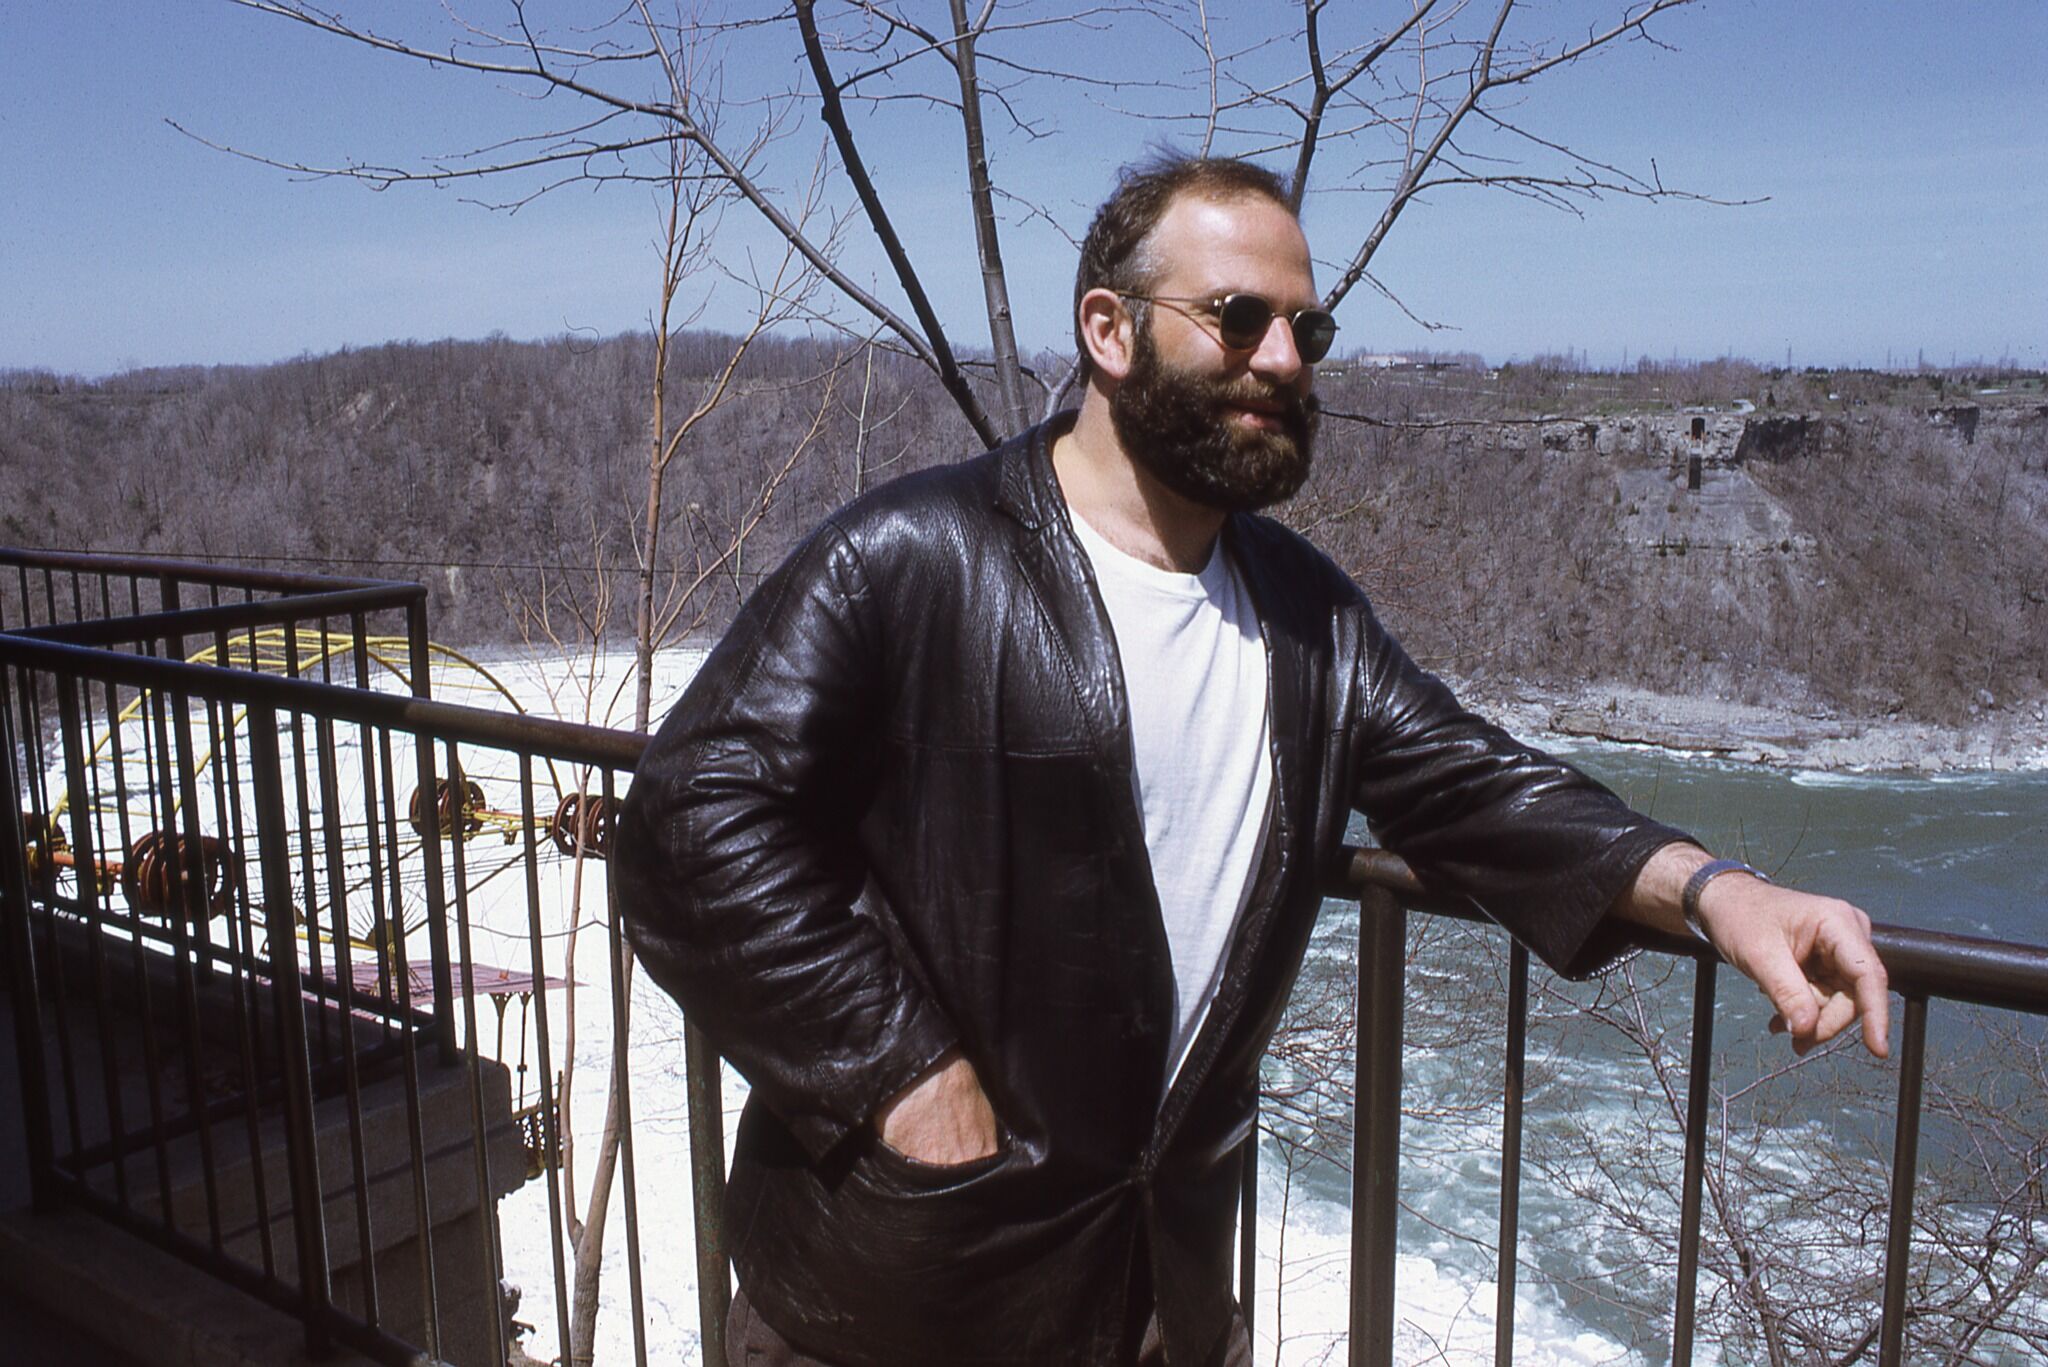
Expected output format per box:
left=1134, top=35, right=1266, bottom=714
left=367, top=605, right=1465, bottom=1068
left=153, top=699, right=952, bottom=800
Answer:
left=1147, top=191, right=1316, bottom=296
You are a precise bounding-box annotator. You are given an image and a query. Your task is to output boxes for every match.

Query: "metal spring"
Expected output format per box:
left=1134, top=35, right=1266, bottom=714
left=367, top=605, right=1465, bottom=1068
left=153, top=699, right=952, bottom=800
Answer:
left=550, top=792, right=614, bottom=861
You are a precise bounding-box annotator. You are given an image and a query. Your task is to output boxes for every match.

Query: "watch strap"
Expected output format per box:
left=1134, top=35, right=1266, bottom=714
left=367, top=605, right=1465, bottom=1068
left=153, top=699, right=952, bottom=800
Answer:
left=1679, top=858, right=1769, bottom=943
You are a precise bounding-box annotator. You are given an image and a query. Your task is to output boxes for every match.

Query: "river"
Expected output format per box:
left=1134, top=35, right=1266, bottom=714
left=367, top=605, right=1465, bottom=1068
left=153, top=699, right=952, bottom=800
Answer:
left=1262, top=739, right=2048, bottom=1366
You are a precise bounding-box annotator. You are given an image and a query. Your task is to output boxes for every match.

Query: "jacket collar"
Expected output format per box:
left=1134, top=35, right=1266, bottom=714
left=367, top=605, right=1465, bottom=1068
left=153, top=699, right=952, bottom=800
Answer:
left=994, top=410, right=1078, bottom=531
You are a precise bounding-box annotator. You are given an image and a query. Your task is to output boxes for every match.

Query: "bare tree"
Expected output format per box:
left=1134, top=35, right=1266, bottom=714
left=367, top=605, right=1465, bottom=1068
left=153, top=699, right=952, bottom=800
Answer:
left=197, top=0, right=1729, bottom=447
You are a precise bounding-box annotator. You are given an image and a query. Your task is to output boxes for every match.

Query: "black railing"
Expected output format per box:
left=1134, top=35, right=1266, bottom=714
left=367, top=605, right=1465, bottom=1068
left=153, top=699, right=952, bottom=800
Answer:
left=4, top=547, right=2045, bottom=1366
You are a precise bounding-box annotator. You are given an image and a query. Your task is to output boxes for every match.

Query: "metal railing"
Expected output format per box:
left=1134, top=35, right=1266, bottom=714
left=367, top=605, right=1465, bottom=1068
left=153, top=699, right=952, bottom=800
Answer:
left=4, top=548, right=2046, bottom=1366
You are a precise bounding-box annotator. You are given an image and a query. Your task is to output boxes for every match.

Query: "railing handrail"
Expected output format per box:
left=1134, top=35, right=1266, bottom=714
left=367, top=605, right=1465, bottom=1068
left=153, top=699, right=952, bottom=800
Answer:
left=1330, top=847, right=2048, bottom=1017
left=11, top=625, right=2045, bottom=1019
left=12, top=586, right=427, bottom=650
left=0, top=631, right=645, bottom=771
left=0, top=545, right=416, bottom=597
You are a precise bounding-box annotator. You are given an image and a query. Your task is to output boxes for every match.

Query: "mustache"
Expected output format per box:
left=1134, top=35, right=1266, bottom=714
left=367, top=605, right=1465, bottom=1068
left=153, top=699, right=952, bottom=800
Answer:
left=1206, top=378, right=1317, bottom=421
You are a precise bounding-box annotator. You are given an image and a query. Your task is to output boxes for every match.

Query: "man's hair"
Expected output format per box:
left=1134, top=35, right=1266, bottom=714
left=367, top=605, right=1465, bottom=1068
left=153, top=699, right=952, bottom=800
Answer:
left=1071, top=153, right=1296, bottom=382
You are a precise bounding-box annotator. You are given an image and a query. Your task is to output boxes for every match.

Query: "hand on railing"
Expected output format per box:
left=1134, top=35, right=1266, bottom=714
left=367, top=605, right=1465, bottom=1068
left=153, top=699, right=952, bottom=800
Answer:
left=1622, top=843, right=1891, bottom=1058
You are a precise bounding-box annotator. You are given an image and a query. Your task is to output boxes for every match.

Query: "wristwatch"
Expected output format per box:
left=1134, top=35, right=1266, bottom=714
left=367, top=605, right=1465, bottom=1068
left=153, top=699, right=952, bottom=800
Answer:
left=1679, top=858, right=1769, bottom=944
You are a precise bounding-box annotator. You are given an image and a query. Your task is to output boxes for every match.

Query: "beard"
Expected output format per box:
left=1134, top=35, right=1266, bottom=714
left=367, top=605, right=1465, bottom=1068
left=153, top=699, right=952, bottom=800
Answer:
left=1108, top=322, right=1318, bottom=513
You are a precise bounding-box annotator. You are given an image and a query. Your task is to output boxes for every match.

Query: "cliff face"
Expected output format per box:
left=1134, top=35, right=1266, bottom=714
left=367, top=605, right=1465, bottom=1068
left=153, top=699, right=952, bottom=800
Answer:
left=1310, top=403, right=2048, bottom=725
left=6, top=344, right=2043, bottom=728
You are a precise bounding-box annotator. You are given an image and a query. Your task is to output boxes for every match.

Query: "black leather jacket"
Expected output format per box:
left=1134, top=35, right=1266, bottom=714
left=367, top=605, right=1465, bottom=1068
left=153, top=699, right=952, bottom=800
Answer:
left=616, top=417, right=1684, bottom=1366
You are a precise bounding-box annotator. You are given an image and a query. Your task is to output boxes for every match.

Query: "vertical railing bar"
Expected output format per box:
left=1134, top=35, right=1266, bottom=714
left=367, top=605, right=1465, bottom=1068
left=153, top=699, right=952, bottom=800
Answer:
left=41, top=567, right=57, bottom=630
left=1349, top=886, right=1405, bottom=1367
left=354, top=614, right=397, bottom=1041
left=1877, top=995, right=1930, bottom=1367
left=281, top=618, right=331, bottom=1068
left=404, top=598, right=457, bottom=1067
left=1670, top=953, right=1719, bottom=1366
left=1239, top=1119, right=1257, bottom=1340
left=314, top=715, right=382, bottom=1328
left=0, top=664, right=61, bottom=1212
left=684, top=1018, right=730, bottom=1359
left=111, top=678, right=176, bottom=1217
left=162, top=674, right=228, bottom=1253
left=97, top=671, right=140, bottom=928
left=1492, top=940, right=1530, bottom=1367
left=371, top=718, right=443, bottom=1359
left=443, top=738, right=509, bottom=1367
left=122, top=682, right=184, bottom=1221
left=92, top=664, right=153, bottom=1196
left=517, top=751, right=576, bottom=1367
left=209, top=673, right=279, bottom=1280
left=73, top=664, right=135, bottom=1215
left=248, top=704, right=336, bottom=1360
left=28, top=667, right=90, bottom=1181
left=64, top=672, right=145, bottom=1205
left=599, top=767, right=652, bottom=1367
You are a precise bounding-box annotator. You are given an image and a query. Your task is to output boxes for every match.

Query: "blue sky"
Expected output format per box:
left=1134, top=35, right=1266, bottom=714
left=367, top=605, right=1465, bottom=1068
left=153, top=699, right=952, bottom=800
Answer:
left=3, top=2, right=2043, bottom=377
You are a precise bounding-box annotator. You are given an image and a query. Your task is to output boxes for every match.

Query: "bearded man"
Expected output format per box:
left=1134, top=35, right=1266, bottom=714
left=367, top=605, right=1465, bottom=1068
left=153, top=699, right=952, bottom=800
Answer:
left=615, top=155, right=1889, bottom=1367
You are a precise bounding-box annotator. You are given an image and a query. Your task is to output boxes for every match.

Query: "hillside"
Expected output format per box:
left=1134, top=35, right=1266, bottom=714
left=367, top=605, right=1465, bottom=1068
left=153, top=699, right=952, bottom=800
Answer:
left=4, top=339, right=2044, bottom=736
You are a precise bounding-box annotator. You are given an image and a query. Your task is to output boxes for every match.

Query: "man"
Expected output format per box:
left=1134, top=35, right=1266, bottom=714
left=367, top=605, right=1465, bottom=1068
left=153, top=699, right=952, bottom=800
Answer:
left=615, top=155, right=1889, bottom=1367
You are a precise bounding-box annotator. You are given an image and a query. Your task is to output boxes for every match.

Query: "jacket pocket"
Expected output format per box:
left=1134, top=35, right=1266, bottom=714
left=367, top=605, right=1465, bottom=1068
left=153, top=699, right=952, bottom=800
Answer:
left=861, top=1130, right=1012, bottom=1194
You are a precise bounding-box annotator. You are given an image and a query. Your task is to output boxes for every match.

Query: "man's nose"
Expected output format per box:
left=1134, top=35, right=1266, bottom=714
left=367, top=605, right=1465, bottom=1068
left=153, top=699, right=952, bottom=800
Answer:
left=1248, top=313, right=1307, bottom=389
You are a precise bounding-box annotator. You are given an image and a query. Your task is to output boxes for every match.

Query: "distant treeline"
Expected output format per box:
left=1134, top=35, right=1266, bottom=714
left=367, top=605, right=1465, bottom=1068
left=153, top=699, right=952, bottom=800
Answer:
left=4, top=335, right=2043, bottom=723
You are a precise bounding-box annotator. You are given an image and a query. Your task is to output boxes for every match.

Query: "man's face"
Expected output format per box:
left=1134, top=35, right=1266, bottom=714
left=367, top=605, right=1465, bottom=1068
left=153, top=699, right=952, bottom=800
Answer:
left=1107, top=192, right=1321, bottom=513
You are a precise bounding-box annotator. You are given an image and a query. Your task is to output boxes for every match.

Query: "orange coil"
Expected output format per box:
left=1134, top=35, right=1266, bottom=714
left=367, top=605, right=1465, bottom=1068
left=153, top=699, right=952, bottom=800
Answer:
left=551, top=793, right=613, bottom=861
left=122, top=830, right=236, bottom=925
left=409, top=777, right=486, bottom=840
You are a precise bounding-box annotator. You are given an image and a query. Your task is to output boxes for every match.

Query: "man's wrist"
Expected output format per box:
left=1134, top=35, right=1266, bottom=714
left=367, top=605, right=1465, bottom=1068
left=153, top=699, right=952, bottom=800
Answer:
left=1680, top=858, right=1770, bottom=944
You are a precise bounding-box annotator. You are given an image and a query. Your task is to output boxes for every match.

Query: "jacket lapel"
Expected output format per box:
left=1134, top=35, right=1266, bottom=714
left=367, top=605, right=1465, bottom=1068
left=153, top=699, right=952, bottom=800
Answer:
left=995, top=418, right=1134, bottom=768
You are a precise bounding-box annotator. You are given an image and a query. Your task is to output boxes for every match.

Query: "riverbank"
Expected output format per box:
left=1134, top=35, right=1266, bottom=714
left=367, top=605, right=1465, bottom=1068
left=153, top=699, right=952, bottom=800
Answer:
left=1458, top=681, right=2048, bottom=774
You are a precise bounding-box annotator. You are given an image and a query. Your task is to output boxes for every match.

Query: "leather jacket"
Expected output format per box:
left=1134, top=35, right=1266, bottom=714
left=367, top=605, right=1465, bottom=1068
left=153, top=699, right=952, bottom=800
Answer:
left=616, top=416, right=1685, bottom=1366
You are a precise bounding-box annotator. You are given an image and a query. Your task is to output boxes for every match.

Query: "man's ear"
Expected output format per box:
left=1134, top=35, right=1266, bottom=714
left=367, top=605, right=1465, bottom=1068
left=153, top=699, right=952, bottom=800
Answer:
left=1078, top=288, right=1136, bottom=383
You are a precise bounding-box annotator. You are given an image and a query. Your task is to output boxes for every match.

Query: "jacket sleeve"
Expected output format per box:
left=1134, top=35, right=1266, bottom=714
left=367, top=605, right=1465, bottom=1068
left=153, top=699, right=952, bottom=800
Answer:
left=1347, top=606, right=1690, bottom=978
left=615, top=518, right=958, bottom=1160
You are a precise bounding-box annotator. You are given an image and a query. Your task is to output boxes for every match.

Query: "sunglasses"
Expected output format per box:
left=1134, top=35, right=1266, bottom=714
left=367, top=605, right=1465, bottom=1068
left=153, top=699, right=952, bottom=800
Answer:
left=1118, top=291, right=1340, bottom=364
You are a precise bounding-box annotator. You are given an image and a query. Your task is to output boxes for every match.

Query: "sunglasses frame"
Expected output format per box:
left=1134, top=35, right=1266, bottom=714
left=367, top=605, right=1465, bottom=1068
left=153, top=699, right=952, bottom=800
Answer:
left=1116, top=291, right=1340, bottom=363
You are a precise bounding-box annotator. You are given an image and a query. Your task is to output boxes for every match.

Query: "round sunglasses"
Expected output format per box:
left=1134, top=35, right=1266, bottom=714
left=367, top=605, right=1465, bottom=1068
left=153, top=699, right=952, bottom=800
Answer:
left=1118, top=291, right=1340, bottom=364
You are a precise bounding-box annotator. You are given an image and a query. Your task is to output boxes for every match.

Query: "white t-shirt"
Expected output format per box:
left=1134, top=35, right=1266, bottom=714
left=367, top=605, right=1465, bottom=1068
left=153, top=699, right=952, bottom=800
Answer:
left=1069, top=510, right=1273, bottom=1088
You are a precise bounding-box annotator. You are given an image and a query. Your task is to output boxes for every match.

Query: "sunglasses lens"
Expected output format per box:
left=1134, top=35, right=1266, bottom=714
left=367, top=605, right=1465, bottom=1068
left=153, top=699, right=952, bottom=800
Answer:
left=1293, top=311, right=1338, bottom=363
left=1216, top=294, right=1278, bottom=349
left=1214, top=295, right=1337, bottom=362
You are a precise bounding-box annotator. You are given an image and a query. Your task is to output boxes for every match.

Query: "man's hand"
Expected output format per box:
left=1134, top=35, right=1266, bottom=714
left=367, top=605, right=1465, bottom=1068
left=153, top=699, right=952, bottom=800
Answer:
left=1622, top=844, right=1891, bottom=1059
left=873, top=1047, right=1000, bottom=1165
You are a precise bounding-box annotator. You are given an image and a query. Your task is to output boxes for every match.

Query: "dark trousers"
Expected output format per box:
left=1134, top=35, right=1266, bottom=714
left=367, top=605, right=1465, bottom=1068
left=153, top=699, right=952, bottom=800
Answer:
left=726, top=1285, right=1254, bottom=1367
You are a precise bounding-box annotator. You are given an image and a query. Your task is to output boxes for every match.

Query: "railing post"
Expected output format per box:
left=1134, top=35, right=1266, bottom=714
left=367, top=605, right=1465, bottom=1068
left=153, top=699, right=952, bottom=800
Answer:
left=1877, top=995, right=1929, bottom=1367
left=1492, top=942, right=1530, bottom=1367
left=404, top=595, right=458, bottom=1065
left=0, top=666, right=59, bottom=1213
left=686, top=1019, right=732, bottom=1366
left=1671, top=954, right=1719, bottom=1366
left=1350, top=885, right=1405, bottom=1367
left=1239, top=1122, right=1257, bottom=1337
left=247, top=704, right=335, bottom=1359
